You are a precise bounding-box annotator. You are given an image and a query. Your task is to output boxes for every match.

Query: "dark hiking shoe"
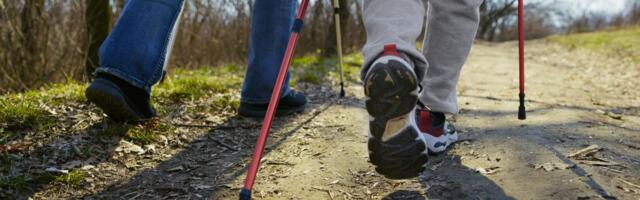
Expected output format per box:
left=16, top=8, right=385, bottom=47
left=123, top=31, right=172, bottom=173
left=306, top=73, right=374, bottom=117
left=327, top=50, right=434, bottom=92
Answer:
left=85, top=73, right=156, bottom=122
left=238, top=90, right=307, bottom=118
left=416, top=109, right=459, bottom=154
left=365, top=44, right=428, bottom=179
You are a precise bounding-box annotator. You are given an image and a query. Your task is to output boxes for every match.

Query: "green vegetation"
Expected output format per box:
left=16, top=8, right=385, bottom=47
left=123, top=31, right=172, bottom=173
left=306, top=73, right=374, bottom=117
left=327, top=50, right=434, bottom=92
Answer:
left=211, top=93, right=241, bottom=111
left=290, top=54, right=362, bottom=87
left=0, top=95, right=55, bottom=131
left=0, top=80, right=87, bottom=131
left=52, top=169, right=87, bottom=186
left=1, top=170, right=88, bottom=192
left=548, top=27, right=640, bottom=63
left=0, top=175, right=30, bottom=192
left=155, top=65, right=244, bottom=101
left=98, top=119, right=174, bottom=145
left=34, top=169, right=88, bottom=187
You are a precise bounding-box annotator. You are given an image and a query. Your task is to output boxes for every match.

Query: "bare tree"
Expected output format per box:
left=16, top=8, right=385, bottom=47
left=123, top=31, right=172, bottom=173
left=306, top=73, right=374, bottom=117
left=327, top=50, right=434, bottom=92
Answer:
left=21, top=0, right=45, bottom=81
left=478, top=0, right=517, bottom=41
left=85, top=0, right=111, bottom=80
left=0, top=0, right=368, bottom=93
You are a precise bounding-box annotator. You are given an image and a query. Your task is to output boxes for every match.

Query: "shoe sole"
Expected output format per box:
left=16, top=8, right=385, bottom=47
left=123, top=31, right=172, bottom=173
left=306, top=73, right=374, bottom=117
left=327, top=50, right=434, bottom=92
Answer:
left=425, top=131, right=459, bottom=155
left=364, top=56, right=419, bottom=123
left=364, top=56, right=427, bottom=179
left=85, top=79, right=143, bottom=122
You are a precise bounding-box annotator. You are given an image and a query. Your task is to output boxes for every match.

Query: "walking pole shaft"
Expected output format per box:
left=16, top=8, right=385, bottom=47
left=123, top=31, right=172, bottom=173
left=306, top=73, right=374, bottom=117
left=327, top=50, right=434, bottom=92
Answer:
left=517, top=0, right=526, bottom=120
left=333, top=0, right=345, bottom=97
left=240, top=0, right=311, bottom=199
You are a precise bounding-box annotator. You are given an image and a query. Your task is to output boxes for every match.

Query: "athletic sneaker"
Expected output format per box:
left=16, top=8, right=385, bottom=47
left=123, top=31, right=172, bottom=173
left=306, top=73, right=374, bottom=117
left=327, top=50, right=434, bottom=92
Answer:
left=85, top=73, right=156, bottom=122
left=365, top=44, right=429, bottom=179
left=237, top=90, right=307, bottom=118
left=416, top=108, right=459, bottom=154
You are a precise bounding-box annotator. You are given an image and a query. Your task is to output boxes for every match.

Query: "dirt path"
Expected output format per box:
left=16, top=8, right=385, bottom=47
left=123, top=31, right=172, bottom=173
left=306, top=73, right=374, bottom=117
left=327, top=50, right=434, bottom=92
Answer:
left=214, top=41, right=640, bottom=200
left=22, top=41, right=640, bottom=200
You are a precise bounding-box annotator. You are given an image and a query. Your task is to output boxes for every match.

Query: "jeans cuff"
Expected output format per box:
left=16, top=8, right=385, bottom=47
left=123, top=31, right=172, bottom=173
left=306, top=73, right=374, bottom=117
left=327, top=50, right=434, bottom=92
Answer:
left=240, top=87, right=292, bottom=104
left=95, top=67, right=152, bottom=94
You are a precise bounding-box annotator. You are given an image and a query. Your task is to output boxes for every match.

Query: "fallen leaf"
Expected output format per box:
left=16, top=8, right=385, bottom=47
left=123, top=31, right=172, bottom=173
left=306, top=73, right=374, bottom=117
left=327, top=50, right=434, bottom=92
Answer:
left=475, top=166, right=500, bottom=175
left=166, top=166, right=184, bottom=172
left=115, top=140, right=145, bottom=155
left=534, top=162, right=575, bottom=171
left=144, top=144, right=156, bottom=154
left=607, top=112, right=623, bottom=120
left=45, top=167, right=69, bottom=174
left=194, top=184, right=213, bottom=190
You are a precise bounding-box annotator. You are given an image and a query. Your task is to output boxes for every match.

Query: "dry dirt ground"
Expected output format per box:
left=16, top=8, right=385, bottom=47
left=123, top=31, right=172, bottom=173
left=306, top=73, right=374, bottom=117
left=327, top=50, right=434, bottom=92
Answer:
left=9, top=41, right=640, bottom=199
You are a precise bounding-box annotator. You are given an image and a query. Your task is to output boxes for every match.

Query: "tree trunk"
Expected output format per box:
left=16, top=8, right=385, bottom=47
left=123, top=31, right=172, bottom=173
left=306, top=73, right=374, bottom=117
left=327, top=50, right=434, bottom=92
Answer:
left=323, top=0, right=349, bottom=57
left=85, top=0, right=111, bottom=80
left=20, top=0, right=45, bottom=89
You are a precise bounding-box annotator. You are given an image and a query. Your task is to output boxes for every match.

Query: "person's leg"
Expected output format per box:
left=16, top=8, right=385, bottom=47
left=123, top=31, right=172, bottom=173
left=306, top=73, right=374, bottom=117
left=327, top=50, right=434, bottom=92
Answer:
left=238, top=0, right=307, bottom=118
left=86, top=0, right=184, bottom=122
left=97, top=0, right=184, bottom=92
left=362, top=0, right=430, bottom=180
left=414, top=0, right=482, bottom=154
left=361, top=0, right=429, bottom=81
left=420, top=0, right=482, bottom=114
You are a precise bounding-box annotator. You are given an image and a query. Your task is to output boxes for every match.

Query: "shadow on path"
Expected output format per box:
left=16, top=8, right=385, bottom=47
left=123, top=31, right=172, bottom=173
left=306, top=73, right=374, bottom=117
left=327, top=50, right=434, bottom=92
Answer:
left=84, top=102, right=334, bottom=199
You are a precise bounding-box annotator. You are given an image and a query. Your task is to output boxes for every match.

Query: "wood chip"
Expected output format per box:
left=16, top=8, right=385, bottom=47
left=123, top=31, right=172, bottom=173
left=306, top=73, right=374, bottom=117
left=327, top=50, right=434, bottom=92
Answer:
left=312, top=186, right=334, bottom=200
left=578, top=160, right=620, bottom=166
left=475, top=166, right=500, bottom=175
left=265, top=160, right=295, bottom=166
left=619, top=178, right=640, bottom=189
left=166, top=165, right=184, bottom=172
left=568, top=145, right=601, bottom=158
left=607, top=112, right=623, bottom=120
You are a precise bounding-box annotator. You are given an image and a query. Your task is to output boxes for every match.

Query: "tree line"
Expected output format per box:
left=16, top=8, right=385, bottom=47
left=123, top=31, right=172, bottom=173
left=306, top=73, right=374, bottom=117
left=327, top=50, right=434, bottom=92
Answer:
left=0, top=0, right=638, bottom=93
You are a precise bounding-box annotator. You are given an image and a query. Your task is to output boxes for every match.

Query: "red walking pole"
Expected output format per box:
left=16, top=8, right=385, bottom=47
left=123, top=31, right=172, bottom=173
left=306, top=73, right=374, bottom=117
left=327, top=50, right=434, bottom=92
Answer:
left=239, top=0, right=311, bottom=199
left=518, top=0, right=526, bottom=120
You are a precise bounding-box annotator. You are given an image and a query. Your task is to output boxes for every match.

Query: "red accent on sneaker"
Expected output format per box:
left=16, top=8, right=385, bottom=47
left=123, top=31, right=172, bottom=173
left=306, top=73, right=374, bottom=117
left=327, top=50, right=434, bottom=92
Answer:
left=418, top=110, right=430, bottom=132
left=383, top=44, right=400, bottom=56
left=418, top=110, right=444, bottom=137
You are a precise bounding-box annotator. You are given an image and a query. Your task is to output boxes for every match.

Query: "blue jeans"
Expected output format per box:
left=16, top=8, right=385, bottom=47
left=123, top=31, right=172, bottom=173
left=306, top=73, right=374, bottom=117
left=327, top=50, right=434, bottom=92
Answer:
left=97, top=0, right=296, bottom=104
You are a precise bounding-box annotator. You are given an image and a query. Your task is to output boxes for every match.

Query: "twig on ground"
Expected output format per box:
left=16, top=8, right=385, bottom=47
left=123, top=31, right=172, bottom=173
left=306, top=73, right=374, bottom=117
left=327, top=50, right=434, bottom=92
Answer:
left=312, top=186, right=334, bottom=200
left=619, top=178, right=640, bottom=189
left=338, top=189, right=354, bottom=199
left=569, top=145, right=601, bottom=158
left=209, top=136, right=239, bottom=151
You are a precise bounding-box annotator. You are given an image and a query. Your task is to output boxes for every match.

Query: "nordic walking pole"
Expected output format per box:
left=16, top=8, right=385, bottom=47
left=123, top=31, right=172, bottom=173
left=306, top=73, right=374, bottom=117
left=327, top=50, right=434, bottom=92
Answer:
left=517, top=0, right=526, bottom=120
left=239, top=0, right=311, bottom=199
left=333, top=0, right=346, bottom=97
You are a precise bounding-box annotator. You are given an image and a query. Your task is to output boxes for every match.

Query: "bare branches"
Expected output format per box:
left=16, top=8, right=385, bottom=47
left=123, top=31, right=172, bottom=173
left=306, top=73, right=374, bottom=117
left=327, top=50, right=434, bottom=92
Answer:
left=0, top=0, right=365, bottom=93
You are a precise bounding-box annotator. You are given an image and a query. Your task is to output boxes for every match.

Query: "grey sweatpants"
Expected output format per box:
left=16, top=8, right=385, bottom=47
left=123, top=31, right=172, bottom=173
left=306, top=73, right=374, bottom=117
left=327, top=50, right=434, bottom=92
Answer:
left=361, top=0, right=482, bottom=114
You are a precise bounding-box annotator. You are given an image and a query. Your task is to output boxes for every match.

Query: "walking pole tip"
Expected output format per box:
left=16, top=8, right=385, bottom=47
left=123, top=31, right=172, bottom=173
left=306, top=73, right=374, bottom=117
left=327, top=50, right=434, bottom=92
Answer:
left=239, top=188, right=251, bottom=200
left=518, top=93, right=526, bottom=120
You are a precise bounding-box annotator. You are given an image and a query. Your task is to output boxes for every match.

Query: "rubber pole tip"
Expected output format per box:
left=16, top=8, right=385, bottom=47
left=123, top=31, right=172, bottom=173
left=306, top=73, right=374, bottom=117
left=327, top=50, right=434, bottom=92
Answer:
left=518, top=105, right=526, bottom=120
left=339, top=83, right=345, bottom=98
left=518, top=93, right=526, bottom=120
left=239, top=188, right=251, bottom=200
